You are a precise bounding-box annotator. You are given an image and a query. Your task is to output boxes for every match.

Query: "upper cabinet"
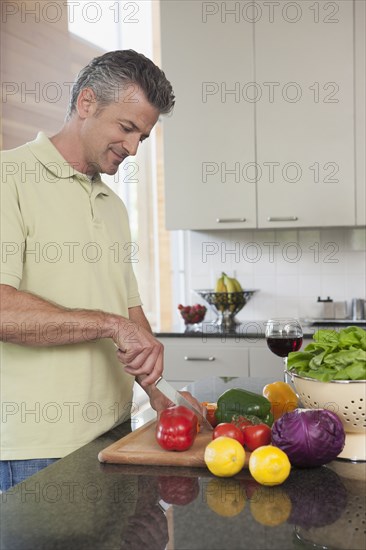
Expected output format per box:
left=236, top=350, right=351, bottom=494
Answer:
left=355, top=0, right=366, bottom=226
left=255, top=0, right=355, bottom=228
left=160, top=1, right=256, bottom=230
left=160, top=1, right=365, bottom=230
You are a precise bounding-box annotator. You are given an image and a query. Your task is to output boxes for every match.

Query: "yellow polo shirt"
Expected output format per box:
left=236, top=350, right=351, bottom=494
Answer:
left=0, top=132, right=142, bottom=459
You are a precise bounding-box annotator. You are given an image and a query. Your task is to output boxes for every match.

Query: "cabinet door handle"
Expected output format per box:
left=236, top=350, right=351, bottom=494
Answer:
left=184, top=356, right=216, bottom=361
left=267, top=216, right=298, bottom=222
left=216, top=218, right=246, bottom=223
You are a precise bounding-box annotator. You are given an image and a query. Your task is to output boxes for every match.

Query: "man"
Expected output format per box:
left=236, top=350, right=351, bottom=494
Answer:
left=0, top=50, right=201, bottom=491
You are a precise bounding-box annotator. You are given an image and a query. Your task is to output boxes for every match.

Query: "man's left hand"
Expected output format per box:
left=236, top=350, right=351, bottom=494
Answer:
left=149, top=387, right=207, bottom=421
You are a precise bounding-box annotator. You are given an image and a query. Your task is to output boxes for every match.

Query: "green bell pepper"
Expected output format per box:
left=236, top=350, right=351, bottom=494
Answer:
left=215, top=388, right=274, bottom=427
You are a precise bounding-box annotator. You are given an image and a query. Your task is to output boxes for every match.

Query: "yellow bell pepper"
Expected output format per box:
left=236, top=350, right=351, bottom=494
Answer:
left=262, top=382, right=298, bottom=421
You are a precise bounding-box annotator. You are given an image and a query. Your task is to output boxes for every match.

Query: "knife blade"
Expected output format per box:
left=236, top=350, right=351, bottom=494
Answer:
left=155, top=377, right=213, bottom=431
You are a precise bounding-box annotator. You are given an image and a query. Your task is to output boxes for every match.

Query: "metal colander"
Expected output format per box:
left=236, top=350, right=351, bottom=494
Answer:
left=287, top=372, right=366, bottom=461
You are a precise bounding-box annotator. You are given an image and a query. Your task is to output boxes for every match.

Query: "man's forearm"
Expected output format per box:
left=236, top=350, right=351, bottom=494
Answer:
left=1, top=284, right=164, bottom=385
left=129, top=306, right=159, bottom=396
left=0, top=284, right=125, bottom=346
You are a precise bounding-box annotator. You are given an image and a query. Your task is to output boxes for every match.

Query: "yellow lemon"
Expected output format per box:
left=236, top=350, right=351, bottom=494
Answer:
left=250, top=487, right=292, bottom=526
left=205, top=478, right=246, bottom=517
left=249, top=445, right=291, bottom=486
left=204, top=436, right=245, bottom=477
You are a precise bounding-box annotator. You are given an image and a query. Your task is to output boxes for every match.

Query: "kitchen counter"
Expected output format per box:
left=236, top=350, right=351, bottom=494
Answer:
left=1, top=377, right=365, bottom=550
left=155, top=320, right=365, bottom=338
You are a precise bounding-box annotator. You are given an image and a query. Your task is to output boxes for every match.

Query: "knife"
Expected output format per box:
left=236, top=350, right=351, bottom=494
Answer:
left=155, top=376, right=213, bottom=431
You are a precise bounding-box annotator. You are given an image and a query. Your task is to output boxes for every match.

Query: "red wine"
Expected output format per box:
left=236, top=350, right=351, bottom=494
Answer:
left=266, top=336, right=303, bottom=357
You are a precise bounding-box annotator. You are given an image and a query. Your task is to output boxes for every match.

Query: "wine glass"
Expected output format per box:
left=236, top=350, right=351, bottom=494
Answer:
left=265, top=318, right=303, bottom=382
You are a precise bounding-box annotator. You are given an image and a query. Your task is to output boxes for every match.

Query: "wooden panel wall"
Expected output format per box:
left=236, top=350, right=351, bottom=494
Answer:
left=1, top=0, right=104, bottom=150
left=152, top=0, right=173, bottom=331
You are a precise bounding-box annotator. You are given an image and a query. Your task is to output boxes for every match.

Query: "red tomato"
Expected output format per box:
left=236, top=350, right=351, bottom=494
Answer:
left=231, top=415, right=254, bottom=434
left=242, top=424, right=272, bottom=451
left=212, top=423, right=245, bottom=446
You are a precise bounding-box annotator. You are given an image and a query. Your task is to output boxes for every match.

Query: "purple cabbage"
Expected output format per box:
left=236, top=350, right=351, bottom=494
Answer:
left=271, top=409, right=345, bottom=467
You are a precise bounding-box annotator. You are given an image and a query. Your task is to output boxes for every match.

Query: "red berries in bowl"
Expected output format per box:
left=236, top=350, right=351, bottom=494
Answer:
left=178, top=304, right=207, bottom=325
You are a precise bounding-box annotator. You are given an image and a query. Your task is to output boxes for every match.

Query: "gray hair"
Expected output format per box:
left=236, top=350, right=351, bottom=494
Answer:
left=66, top=49, right=175, bottom=119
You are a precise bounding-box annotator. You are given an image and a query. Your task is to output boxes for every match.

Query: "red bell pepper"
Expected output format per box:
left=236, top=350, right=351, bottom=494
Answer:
left=158, top=476, right=200, bottom=505
left=156, top=405, right=198, bottom=452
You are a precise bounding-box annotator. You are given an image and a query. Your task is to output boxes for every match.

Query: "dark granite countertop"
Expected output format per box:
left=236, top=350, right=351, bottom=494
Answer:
left=155, top=321, right=313, bottom=339
left=1, top=377, right=365, bottom=550
left=154, top=320, right=365, bottom=339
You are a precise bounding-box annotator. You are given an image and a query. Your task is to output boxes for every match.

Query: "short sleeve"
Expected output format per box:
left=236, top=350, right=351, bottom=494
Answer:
left=0, top=162, right=26, bottom=289
left=127, top=265, right=142, bottom=308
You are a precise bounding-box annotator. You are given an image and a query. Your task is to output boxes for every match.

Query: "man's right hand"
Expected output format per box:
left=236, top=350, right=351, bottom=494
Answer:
left=113, top=320, right=163, bottom=386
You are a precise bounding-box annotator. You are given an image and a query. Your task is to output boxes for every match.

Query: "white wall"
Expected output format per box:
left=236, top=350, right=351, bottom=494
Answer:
left=172, top=227, right=366, bottom=324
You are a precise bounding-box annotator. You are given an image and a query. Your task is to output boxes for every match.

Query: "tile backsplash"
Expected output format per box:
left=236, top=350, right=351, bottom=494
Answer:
left=174, top=227, right=366, bottom=323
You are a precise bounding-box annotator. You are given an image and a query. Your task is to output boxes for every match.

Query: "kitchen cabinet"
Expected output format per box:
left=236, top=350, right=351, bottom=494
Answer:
left=160, top=1, right=362, bottom=230
left=160, top=338, right=250, bottom=389
left=355, top=0, right=366, bottom=226
left=158, top=336, right=313, bottom=388
left=160, top=1, right=256, bottom=230
left=255, top=0, right=355, bottom=228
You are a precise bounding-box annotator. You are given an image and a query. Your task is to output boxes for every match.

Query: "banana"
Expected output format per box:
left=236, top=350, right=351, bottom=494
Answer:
left=222, top=273, right=233, bottom=293
left=214, top=273, right=244, bottom=314
left=232, top=278, right=243, bottom=292
left=222, top=273, right=241, bottom=293
left=215, top=274, right=226, bottom=293
left=215, top=273, right=243, bottom=299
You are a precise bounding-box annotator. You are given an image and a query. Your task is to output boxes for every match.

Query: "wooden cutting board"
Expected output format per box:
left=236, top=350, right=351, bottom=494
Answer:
left=98, top=420, right=250, bottom=468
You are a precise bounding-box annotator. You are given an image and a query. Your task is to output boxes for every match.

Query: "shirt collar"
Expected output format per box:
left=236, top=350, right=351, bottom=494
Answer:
left=27, top=132, right=109, bottom=196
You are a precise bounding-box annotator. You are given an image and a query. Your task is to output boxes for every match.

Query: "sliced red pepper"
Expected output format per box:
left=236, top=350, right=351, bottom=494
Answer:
left=156, top=405, right=198, bottom=452
left=201, top=402, right=219, bottom=427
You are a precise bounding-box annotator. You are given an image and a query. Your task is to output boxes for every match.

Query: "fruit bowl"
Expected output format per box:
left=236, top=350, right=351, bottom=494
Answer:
left=194, top=289, right=257, bottom=330
left=286, top=371, right=366, bottom=462
left=178, top=304, right=207, bottom=326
